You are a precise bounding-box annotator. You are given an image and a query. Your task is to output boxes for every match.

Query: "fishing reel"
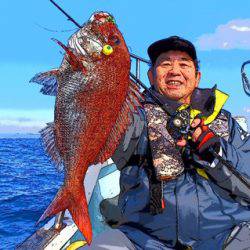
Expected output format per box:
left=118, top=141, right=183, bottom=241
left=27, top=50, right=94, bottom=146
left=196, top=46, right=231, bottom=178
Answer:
left=166, top=109, right=191, bottom=141
left=167, top=109, right=202, bottom=169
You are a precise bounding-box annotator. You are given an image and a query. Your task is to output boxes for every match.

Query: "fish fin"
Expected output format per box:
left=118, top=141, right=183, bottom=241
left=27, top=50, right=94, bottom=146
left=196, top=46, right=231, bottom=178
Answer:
left=96, top=79, right=144, bottom=163
left=37, top=185, right=92, bottom=245
left=37, top=187, right=68, bottom=224
left=40, top=122, right=64, bottom=170
left=129, top=79, right=144, bottom=102
left=68, top=188, right=92, bottom=245
left=52, top=38, right=87, bottom=74
left=30, top=69, right=58, bottom=96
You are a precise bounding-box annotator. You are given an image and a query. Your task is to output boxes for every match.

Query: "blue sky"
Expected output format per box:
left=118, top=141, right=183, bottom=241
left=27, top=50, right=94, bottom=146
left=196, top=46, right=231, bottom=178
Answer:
left=1, top=0, right=250, bottom=133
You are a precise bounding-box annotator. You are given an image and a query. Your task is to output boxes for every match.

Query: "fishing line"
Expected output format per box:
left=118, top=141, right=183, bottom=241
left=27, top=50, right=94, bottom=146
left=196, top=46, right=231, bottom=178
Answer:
left=35, top=22, right=78, bottom=33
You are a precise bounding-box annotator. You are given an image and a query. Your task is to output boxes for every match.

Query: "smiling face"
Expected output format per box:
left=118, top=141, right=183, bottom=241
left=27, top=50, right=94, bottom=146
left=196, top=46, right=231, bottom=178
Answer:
left=148, top=50, right=201, bottom=104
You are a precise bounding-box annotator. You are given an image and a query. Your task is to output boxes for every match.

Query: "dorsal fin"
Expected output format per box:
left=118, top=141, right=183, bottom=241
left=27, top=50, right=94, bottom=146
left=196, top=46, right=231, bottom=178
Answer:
left=95, top=79, right=144, bottom=163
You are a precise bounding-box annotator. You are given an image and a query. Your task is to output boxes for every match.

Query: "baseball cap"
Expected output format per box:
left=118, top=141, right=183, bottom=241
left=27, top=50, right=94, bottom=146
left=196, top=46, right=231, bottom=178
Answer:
left=147, top=36, right=198, bottom=68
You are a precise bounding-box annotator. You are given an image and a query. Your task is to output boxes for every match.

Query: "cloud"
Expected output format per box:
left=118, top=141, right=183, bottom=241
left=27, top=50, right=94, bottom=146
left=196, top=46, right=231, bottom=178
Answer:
left=0, top=119, right=45, bottom=128
left=0, top=109, right=53, bottom=133
left=243, top=107, right=250, bottom=113
left=230, top=25, right=250, bottom=32
left=196, top=19, right=250, bottom=50
left=0, top=124, right=43, bottom=134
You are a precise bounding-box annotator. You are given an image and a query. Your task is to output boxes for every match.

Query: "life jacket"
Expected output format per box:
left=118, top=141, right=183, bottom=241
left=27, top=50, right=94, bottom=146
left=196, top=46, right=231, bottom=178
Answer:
left=110, top=86, right=230, bottom=216
left=130, top=86, right=230, bottom=214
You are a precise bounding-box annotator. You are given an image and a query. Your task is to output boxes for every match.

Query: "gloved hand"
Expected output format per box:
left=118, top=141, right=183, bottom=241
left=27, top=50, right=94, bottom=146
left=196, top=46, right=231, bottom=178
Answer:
left=177, top=118, right=221, bottom=164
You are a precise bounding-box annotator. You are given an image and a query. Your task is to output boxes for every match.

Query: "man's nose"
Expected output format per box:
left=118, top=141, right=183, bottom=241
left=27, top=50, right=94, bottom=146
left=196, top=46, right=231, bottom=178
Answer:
left=168, top=61, right=181, bottom=75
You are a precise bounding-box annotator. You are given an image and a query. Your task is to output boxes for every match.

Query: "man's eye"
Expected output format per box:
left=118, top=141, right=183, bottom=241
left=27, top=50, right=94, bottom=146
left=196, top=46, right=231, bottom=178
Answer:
left=180, top=63, right=190, bottom=68
left=161, top=62, right=171, bottom=67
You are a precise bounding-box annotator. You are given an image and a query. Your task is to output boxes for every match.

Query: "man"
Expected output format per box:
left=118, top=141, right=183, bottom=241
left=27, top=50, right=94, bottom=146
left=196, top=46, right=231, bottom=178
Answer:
left=85, top=36, right=250, bottom=249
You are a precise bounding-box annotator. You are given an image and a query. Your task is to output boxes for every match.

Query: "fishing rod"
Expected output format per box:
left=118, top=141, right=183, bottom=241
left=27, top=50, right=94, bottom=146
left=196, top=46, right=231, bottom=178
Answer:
left=130, top=73, right=175, bottom=115
left=49, top=0, right=82, bottom=28
left=210, top=149, right=250, bottom=190
left=48, top=0, right=152, bottom=71
left=241, top=60, right=250, bottom=96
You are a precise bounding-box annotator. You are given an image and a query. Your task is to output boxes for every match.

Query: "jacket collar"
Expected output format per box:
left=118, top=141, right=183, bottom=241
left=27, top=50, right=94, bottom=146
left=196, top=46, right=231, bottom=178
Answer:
left=144, top=85, right=228, bottom=119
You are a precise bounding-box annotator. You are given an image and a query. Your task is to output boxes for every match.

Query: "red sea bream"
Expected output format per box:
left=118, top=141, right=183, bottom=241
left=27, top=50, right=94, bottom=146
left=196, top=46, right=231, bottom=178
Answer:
left=30, top=12, right=142, bottom=244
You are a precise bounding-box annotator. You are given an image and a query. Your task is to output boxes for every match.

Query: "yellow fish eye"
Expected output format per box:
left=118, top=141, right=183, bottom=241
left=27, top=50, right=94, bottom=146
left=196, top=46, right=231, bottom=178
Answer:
left=102, top=45, right=113, bottom=55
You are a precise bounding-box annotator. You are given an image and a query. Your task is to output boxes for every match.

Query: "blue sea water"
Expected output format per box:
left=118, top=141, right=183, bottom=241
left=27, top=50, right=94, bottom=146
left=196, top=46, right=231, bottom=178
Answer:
left=0, top=138, right=64, bottom=250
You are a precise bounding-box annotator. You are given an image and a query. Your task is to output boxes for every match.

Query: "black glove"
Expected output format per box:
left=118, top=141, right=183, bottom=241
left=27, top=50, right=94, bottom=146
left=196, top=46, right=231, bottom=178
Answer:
left=182, top=122, right=221, bottom=169
left=192, top=124, right=220, bottom=163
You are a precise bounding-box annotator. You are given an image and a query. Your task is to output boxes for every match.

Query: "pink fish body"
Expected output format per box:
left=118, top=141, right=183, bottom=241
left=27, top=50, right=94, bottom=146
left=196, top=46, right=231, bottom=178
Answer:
left=30, top=12, right=142, bottom=244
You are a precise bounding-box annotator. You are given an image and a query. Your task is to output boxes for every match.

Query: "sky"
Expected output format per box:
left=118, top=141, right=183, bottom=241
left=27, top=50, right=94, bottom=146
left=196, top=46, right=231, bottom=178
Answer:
left=1, top=0, right=250, bottom=133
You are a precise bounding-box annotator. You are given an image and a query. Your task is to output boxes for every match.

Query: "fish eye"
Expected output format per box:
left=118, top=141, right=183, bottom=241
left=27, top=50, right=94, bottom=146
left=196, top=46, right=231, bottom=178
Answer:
left=111, top=35, right=120, bottom=45
left=102, top=44, right=113, bottom=55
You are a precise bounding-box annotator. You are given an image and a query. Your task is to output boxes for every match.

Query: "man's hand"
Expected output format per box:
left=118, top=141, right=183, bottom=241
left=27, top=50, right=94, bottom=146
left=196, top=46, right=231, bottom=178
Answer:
left=176, top=118, right=202, bottom=147
left=177, top=118, right=221, bottom=163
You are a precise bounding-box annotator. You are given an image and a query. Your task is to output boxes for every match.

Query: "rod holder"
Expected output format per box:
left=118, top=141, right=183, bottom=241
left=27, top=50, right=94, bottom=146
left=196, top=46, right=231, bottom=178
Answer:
left=53, top=211, right=65, bottom=230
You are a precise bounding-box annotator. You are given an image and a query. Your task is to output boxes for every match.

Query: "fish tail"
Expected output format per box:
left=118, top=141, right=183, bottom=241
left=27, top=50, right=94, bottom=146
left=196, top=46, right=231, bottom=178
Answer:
left=36, top=186, right=68, bottom=224
left=67, top=186, right=92, bottom=245
left=37, top=185, right=92, bottom=244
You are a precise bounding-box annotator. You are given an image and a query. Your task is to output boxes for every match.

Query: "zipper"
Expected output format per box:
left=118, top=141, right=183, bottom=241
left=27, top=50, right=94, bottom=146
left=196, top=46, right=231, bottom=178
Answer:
left=174, top=180, right=179, bottom=243
left=161, top=181, right=166, bottom=209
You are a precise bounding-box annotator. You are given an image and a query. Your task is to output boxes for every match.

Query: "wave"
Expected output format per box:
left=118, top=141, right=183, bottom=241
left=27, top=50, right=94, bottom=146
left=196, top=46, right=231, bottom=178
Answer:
left=0, top=138, right=64, bottom=249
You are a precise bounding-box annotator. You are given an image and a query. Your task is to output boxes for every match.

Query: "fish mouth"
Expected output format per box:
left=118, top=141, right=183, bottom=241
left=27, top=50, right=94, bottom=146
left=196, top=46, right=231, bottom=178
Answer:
left=68, top=12, right=115, bottom=60
left=69, top=29, right=103, bottom=59
left=89, top=12, right=115, bottom=24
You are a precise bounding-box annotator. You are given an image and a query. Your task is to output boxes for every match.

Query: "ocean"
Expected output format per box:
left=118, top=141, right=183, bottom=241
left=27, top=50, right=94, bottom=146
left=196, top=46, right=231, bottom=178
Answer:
left=0, top=138, right=64, bottom=250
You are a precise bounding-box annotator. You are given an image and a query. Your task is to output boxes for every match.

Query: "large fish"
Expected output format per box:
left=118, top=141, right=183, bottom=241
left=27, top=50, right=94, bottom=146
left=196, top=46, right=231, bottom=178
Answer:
left=30, top=12, right=142, bottom=244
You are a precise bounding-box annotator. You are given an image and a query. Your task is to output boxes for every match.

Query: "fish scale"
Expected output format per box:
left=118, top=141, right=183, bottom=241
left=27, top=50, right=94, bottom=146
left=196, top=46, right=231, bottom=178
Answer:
left=30, top=11, right=144, bottom=245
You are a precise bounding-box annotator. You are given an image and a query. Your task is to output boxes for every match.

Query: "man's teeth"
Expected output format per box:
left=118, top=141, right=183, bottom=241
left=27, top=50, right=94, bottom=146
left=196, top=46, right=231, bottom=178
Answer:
left=167, top=81, right=182, bottom=86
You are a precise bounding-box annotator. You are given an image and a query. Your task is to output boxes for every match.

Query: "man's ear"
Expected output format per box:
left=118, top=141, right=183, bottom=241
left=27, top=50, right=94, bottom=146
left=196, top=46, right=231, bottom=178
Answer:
left=195, top=71, right=201, bottom=87
left=147, top=68, right=154, bottom=86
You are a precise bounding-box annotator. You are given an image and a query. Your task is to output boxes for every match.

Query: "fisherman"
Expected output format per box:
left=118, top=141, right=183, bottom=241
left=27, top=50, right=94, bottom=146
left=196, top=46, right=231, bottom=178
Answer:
left=85, top=36, right=250, bottom=250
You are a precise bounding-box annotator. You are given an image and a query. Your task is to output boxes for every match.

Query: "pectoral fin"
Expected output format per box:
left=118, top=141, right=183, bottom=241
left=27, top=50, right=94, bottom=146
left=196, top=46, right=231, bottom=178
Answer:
left=30, top=69, right=58, bottom=96
left=40, top=122, right=64, bottom=170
